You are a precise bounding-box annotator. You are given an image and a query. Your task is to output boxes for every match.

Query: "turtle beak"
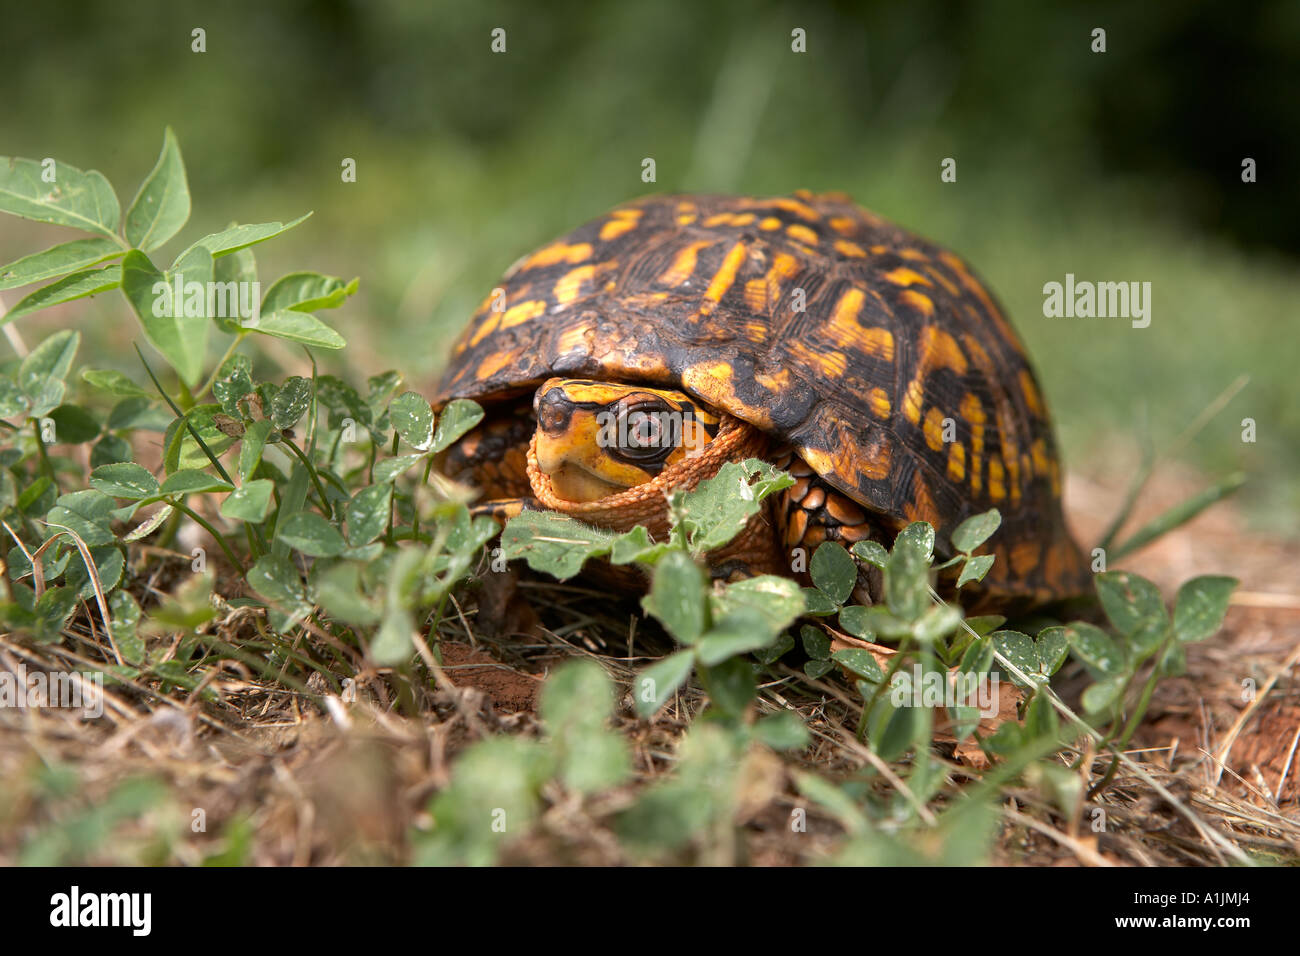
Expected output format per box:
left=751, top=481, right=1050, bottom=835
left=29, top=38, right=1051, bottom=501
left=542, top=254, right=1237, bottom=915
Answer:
left=532, top=383, right=625, bottom=501
left=534, top=432, right=625, bottom=502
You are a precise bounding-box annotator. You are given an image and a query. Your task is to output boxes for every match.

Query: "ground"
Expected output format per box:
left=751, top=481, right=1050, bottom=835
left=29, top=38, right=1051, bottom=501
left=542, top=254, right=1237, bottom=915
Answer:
left=1, top=456, right=1297, bottom=867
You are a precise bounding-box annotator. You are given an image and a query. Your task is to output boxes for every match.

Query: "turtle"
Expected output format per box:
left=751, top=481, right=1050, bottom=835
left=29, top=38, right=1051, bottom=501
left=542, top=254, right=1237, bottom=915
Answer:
left=432, top=191, right=1089, bottom=610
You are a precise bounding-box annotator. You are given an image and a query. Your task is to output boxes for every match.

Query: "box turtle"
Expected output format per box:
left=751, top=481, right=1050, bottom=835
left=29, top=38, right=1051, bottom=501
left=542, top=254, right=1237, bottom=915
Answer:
left=433, top=191, right=1089, bottom=609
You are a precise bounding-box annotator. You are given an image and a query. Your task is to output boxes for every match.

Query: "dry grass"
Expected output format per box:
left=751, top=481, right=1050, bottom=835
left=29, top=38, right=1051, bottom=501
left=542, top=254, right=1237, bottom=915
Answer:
left=1, top=459, right=1298, bottom=866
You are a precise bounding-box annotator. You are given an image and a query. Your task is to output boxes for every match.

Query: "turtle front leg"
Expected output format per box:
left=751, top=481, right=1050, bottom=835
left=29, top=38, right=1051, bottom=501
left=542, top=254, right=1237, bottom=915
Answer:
left=438, top=408, right=545, bottom=526
left=469, top=497, right=541, bottom=523
left=776, top=456, right=889, bottom=605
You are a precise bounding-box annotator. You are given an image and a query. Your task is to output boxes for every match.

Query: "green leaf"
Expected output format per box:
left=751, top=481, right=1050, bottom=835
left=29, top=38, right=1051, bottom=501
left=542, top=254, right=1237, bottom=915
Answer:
left=868, top=695, right=923, bottom=762
left=261, top=272, right=358, bottom=313
left=1095, top=570, right=1167, bottom=636
left=125, top=128, right=190, bottom=252
left=19, top=329, right=79, bottom=404
left=160, top=469, right=234, bottom=497
left=702, top=656, right=756, bottom=717
left=1172, top=575, right=1238, bottom=644
left=709, top=574, right=804, bottom=631
left=271, top=376, right=312, bottom=429
left=64, top=544, right=124, bottom=599
left=839, top=605, right=913, bottom=642
left=89, top=462, right=159, bottom=500
left=1082, top=676, right=1125, bottom=715
left=372, top=453, right=426, bottom=484
left=1066, top=622, right=1125, bottom=677
left=541, top=658, right=613, bottom=734
left=608, top=525, right=676, bottom=565
left=1130, top=616, right=1169, bottom=658
left=800, top=624, right=832, bottom=660
left=211, top=354, right=254, bottom=417
left=366, top=371, right=403, bottom=419
left=309, top=562, right=378, bottom=627
left=246, top=555, right=310, bottom=630
left=992, top=630, right=1038, bottom=687
left=956, top=553, right=995, bottom=588
left=1008, top=692, right=1051, bottom=746
left=641, top=550, right=706, bottom=644
left=0, top=237, right=122, bottom=292
left=500, top=510, right=617, bottom=579
left=832, top=647, right=884, bottom=682
left=344, top=484, right=392, bottom=546
left=81, top=368, right=149, bottom=398
left=964, top=615, right=1006, bottom=636
left=950, top=508, right=1002, bottom=553
left=810, top=542, right=856, bottom=605
left=753, top=631, right=795, bottom=665
left=107, top=396, right=163, bottom=431
left=278, top=512, right=347, bottom=558
left=108, top=590, right=145, bottom=665
left=369, top=601, right=414, bottom=666
left=7, top=541, right=70, bottom=582
left=851, top=539, right=888, bottom=569
left=176, top=213, right=311, bottom=260
left=697, top=607, right=780, bottom=665
left=754, top=711, right=811, bottom=751
left=670, top=459, right=793, bottom=554
left=634, top=650, right=696, bottom=717
left=238, top=419, right=273, bottom=483
left=122, top=248, right=211, bottom=387
left=959, top=636, right=995, bottom=675
left=390, top=391, right=435, bottom=451
left=46, top=490, right=116, bottom=546
left=1157, top=641, right=1187, bottom=677
left=800, top=586, right=838, bottom=616
left=1036, top=626, right=1070, bottom=676
left=45, top=404, right=100, bottom=444
left=220, top=480, right=274, bottom=523
left=836, top=604, right=877, bottom=640
left=0, top=379, right=24, bottom=417
left=886, top=521, right=933, bottom=621
left=913, top=603, right=963, bottom=643
left=804, top=659, right=834, bottom=679
left=3, top=266, right=120, bottom=326
left=0, top=156, right=120, bottom=238
left=542, top=661, right=629, bottom=794
left=248, top=310, right=345, bottom=349
left=429, top=399, right=486, bottom=454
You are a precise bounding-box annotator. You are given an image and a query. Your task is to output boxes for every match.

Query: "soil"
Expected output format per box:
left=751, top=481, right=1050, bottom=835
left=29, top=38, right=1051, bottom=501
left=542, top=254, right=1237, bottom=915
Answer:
left=438, top=641, right=542, bottom=713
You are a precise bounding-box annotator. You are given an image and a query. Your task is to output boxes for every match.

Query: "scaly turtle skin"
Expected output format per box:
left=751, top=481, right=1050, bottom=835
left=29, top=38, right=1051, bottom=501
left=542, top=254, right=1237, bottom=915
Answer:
left=433, top=191, right=1089, bottom=608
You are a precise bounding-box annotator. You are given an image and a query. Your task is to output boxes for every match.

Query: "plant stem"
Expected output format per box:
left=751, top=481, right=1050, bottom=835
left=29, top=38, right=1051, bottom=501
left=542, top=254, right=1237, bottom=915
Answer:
left=411, top=455, right=436, bottom=541
left=194, top=332, right=248, bottom=402
left=173, top=500, right=242, bottom=570
left=31, top=418, right=58, bottom=490
left=280, top=439, right=333, bottom=518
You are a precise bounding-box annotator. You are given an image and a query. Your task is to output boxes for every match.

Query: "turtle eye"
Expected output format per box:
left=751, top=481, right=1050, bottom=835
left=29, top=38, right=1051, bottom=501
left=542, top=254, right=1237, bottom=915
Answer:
left=626, top=411, right=661, bottom=447
left=616, top=403, right=676, bottom=461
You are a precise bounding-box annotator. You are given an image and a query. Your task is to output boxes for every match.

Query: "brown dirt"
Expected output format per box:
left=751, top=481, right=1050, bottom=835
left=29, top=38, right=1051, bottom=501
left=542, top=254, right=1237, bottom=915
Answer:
left=438, top=641, right=542, bottom=713
left=1066, top=459, right=1300, bottom=807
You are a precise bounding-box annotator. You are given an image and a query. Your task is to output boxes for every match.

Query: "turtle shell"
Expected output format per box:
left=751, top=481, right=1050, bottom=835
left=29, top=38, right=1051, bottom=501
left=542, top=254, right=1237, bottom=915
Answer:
left=434, top=191, right=1087, bottom=596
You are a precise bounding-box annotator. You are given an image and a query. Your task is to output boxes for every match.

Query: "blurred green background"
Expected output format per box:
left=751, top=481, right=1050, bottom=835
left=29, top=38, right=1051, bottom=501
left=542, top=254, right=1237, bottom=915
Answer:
left=2, top=0, right=1296, bottom=531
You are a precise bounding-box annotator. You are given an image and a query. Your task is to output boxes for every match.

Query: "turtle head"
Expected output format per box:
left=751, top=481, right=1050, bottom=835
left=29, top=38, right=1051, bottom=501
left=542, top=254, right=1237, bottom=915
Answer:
left=531, top=378, right=720, bottom=502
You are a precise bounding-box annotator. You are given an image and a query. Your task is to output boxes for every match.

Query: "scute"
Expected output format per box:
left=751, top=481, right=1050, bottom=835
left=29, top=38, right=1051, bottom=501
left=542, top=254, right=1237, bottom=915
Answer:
left=435, top=191, right=1087, bottom=598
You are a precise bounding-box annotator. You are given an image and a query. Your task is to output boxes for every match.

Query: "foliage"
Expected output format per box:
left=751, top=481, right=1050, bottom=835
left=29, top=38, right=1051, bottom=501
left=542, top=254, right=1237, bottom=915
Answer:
left=0, top=132, right=1241, bottom=866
